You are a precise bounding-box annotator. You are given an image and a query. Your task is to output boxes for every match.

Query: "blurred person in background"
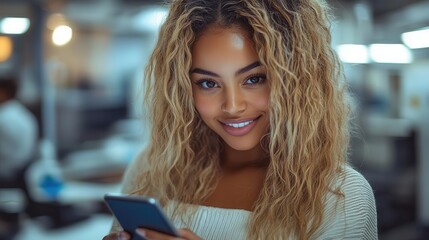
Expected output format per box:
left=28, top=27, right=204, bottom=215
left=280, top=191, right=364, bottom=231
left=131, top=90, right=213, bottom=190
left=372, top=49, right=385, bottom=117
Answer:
left=0, top=75, right=38, bottom=183
left=0, top=74, right=38, bottom=239
left=104, top=0, right=377, bottom=239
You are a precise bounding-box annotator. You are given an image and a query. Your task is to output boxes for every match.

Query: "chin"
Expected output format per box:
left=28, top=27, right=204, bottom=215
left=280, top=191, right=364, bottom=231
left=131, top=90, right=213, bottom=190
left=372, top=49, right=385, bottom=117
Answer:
left=224, top=140, right=261, bottom=152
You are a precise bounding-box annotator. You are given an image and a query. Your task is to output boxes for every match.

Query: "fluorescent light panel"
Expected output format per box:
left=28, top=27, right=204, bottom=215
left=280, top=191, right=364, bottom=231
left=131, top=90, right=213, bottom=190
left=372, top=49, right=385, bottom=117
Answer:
left=0, top=17, right=30, bottom=34
left=337, top=44, right=369, bottom=64
left=369, top=44, right=413, bottom=64
left=401, top=27, right=429, bottom=49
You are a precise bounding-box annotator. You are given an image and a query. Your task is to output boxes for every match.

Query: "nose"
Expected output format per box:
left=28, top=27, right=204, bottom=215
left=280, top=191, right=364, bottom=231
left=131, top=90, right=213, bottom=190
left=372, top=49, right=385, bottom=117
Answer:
left=222, top=87, right=246, bottom=115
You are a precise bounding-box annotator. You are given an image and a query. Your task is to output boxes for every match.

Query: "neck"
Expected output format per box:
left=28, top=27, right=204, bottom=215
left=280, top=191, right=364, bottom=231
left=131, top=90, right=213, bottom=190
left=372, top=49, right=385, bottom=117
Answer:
left=221, top=143, right=269, bottom=171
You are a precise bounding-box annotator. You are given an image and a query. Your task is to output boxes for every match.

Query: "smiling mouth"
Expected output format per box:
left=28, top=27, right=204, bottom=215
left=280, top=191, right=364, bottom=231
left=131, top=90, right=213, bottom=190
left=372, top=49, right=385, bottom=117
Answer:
left=224, top=120, right=253, bottom=128
left=221, top=116, right=261, bottom=128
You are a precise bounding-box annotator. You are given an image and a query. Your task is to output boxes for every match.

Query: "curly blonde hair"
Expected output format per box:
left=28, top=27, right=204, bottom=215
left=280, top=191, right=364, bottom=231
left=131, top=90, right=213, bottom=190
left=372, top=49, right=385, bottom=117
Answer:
left=134, top=0, right=350, bottom=239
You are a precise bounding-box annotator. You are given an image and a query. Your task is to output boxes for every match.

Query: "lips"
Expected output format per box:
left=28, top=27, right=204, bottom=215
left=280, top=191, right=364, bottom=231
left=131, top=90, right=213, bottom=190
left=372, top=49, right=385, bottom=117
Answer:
left=219, top=116, right=261, bottom=136
left=224, top=119, right=254, bottom=128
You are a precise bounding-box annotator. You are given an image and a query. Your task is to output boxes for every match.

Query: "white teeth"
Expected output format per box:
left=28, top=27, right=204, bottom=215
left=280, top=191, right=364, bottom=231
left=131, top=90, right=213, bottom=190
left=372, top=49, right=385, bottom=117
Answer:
left=225, top=120, right=253, bottom=128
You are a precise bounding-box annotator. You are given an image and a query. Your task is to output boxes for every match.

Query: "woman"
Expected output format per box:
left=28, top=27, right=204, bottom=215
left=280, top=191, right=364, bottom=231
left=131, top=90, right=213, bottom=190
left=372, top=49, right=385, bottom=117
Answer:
left=104, top=0, right=377, bottom=239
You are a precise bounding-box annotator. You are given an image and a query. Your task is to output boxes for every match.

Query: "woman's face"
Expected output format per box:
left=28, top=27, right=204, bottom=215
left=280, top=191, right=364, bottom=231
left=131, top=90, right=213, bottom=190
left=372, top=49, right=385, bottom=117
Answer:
left=190, top=25, right=270, bottom=152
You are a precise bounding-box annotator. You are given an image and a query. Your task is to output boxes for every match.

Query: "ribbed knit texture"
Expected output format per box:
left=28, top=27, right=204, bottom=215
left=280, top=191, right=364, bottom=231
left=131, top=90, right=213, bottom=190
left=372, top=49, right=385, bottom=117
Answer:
left=117, top=163, right=378, bottom=239
left=171, top=205, right=249, bottom=239
left=166, top=166, right=378, bottom=240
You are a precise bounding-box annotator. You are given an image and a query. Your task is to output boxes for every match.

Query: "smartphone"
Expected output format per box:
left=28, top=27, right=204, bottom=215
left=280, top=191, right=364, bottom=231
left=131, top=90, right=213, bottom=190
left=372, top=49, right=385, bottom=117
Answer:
left=104, top=193, right=180, bottom=240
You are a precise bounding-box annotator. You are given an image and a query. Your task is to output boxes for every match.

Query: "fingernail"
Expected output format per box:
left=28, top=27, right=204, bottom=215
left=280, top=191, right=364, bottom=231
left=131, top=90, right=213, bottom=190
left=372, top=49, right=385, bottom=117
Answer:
left=119, top=232, right=128, bottom=240
left=136, top=229, right=146, bottom=237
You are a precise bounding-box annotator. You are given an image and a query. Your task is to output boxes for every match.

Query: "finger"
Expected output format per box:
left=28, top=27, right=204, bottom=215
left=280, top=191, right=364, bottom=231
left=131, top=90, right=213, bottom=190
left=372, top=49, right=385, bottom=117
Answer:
left=136, top=228, right=183, bottom=240
left=118, top=231, right=131, bottom=240
left=178, top=228, right=202, bottom=240
left=102, top=231, right=130, bottom=240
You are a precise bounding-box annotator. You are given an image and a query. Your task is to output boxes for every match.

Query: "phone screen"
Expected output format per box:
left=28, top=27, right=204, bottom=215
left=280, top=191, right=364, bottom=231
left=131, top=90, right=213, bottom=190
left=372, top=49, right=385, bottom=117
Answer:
left=104, top=194, right=179, bottom=240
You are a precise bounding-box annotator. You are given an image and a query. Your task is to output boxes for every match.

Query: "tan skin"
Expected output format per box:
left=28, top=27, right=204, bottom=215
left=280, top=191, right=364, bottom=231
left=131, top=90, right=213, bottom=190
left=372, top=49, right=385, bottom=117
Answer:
left=203, top=147, right=268, bottom=211
left=103, top=24, right=270, bottom=240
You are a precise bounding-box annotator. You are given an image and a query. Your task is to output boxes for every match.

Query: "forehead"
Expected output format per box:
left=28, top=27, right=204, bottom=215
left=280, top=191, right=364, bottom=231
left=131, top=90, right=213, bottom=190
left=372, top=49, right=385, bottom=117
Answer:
left=191, top=25, right=258, bottom=66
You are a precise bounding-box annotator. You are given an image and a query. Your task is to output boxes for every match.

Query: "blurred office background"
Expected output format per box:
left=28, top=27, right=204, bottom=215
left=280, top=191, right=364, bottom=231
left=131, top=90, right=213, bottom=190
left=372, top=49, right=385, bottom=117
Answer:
left=0, top=0, right=428, bottom=239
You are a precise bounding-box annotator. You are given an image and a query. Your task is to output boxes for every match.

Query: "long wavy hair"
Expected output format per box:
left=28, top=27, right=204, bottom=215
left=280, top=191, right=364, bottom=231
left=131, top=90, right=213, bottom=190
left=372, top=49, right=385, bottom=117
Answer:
left=134, top=0, right=350, bottom=239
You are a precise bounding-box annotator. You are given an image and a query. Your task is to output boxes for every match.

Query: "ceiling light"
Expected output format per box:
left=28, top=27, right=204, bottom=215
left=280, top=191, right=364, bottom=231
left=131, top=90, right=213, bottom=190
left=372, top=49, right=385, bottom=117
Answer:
left=0, top=17, right=30, bottom=34
left=337, top=44, right=369, bottom=64
left=52, top=25, right=72, bottom=46
left=369, top=44, right=413, bottom=64
left=401, top=27, right=429, bottom=49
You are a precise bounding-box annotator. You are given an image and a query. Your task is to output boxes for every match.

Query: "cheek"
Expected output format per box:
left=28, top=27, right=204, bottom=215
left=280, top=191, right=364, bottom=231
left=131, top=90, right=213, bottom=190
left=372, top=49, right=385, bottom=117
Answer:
left=251, top=89, right=270, bottom=111
left=193, top=94, right=218, bottom=118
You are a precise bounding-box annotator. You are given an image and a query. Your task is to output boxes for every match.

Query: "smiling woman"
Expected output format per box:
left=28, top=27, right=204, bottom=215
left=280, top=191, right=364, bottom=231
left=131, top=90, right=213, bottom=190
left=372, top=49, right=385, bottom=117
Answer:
left=190, top=25, right=270, bottom=154
left=103, top=0, right=378, bottom=240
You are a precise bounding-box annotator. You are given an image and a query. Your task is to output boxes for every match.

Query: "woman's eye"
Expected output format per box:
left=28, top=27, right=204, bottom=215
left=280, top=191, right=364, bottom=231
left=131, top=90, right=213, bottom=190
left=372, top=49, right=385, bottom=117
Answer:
left=197, top=80, right=218, bottom=89
left=245, top=75, right=266, bottom=85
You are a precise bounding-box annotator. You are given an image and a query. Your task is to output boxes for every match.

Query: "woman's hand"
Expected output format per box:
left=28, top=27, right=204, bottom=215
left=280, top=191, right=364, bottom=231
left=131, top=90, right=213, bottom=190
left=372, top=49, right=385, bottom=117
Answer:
left=102, top=231, right=131, bottom=240
left=136, top=228, right=202, bottom=240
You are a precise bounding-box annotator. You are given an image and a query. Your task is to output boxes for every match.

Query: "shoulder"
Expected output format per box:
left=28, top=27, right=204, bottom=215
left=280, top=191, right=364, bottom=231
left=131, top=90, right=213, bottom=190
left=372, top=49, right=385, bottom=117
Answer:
left=319, top=165, right=378, bottom=239
left=327, top=165, right=376, bottom=211
left=0, top=101, right=36, bottom=127
left=342, top=165, right=378, bottom=238
left=340, top=165, right=375, bottom=201
left=339, top=165, right=377, bottom=225
left=110, top=150, right=150, bottom=233
left=0, top=101, right=37, bottom=138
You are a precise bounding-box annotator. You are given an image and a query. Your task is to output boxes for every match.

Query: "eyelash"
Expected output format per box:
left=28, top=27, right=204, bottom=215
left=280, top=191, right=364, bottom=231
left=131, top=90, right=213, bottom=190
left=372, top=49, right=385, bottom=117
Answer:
left=195, top=73, right=267, bottom=90
left=195, top=79, right=219, bottom=89
left=244, top=74, right=267, bottom=86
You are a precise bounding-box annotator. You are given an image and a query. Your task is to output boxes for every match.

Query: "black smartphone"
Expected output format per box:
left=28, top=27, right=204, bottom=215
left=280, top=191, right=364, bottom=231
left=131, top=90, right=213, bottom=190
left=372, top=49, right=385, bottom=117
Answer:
left=104, top=193, right=180, bottom=240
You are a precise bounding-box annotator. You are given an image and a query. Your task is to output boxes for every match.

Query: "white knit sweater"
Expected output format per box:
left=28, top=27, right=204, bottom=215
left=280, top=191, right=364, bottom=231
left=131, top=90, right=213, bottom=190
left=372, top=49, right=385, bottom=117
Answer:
left=118, top=162, right=378, bottom=239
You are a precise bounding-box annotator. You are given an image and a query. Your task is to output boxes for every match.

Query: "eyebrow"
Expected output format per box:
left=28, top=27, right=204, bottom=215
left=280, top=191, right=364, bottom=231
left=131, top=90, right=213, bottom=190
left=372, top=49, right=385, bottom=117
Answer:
left=190, top=61, right=261, bottom=77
